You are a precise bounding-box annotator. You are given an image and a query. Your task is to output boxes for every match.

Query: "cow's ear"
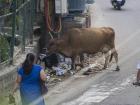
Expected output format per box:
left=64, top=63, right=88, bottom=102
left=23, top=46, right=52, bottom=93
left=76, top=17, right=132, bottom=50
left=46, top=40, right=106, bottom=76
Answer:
left=56, top=40, right=64, bottom=46
left=48, top=39, right=55, bottom=47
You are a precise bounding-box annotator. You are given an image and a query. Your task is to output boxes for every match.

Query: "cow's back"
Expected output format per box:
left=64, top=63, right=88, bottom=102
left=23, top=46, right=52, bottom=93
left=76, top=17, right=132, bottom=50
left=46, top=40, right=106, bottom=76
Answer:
left=64, top=27, right=115, bottom=54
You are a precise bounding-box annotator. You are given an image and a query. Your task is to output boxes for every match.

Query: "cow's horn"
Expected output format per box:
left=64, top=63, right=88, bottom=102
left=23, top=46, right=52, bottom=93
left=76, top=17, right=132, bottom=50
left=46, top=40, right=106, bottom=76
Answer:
left=48, top=32, right=54, bottom=39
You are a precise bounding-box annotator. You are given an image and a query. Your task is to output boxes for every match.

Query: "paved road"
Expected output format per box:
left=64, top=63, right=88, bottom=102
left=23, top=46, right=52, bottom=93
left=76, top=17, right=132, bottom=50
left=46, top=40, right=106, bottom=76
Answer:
left=46, top=0, right=140, bottom=105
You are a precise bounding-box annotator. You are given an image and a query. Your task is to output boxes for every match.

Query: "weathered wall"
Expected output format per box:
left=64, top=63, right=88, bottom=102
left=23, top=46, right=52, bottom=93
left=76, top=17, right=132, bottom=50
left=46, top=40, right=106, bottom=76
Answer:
left=0, top=66, right=17, bottom=93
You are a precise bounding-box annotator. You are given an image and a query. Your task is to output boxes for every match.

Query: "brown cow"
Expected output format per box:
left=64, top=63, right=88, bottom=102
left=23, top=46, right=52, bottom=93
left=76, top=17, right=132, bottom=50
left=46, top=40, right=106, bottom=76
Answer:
left=48, top=27, right=120, bottom=71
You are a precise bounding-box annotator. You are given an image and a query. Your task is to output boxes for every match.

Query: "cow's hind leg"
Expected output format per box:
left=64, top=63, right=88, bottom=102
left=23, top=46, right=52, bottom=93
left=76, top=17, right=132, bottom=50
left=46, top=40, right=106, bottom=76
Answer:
left=112, top=49, right=120, bottom=71
left=103, top=53, right=110, bottom=69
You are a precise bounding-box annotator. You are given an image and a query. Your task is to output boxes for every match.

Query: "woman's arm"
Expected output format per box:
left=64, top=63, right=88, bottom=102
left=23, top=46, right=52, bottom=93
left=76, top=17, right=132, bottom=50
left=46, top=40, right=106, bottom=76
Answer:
left=40, top=69, right=46, bottom=81
left=12, top=74, right=21, bottom=94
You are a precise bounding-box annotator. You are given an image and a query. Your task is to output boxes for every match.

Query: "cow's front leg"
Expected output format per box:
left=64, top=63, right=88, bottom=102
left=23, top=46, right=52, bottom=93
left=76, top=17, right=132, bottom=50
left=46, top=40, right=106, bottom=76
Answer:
left=79, top=54, right=84, bottom=68
left=71, top=56, right=76, bottom=70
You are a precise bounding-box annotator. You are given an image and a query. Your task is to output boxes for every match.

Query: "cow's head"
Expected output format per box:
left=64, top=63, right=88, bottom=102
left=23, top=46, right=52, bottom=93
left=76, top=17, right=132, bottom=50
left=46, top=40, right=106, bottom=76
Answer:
left=47, top=38, right=66, bottom=53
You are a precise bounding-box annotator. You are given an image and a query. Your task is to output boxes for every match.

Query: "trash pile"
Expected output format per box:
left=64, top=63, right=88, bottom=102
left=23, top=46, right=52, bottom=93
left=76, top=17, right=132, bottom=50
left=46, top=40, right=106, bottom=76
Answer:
left=37, top=50, right=73, bottom=87
left=37, top=48, right=107, bottom=87
left=83, top=53, right=103, bottom=67
left=38, top=51, right=72, bottom=75
left=82, top=52, right=106, bottom=75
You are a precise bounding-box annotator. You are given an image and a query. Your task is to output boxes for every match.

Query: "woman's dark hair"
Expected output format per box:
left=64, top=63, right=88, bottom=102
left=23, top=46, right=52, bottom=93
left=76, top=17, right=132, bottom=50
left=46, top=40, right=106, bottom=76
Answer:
left=22, top=53, right=35, bottom=75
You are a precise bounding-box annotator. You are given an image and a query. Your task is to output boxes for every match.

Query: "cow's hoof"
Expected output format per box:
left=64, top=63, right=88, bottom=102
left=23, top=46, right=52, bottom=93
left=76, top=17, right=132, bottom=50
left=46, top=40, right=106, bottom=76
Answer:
left=115, top=66, right=120, bottom=71
left=103, top=66, right=107, bottom=70
left=133, top=82, right=140, bottom=86
left=83, top=72, right=90, bottom=75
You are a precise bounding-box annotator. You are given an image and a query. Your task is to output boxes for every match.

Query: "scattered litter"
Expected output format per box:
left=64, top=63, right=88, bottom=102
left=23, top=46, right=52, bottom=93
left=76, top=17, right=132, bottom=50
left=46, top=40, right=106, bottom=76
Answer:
left=52, top=66, right=65, bottom=76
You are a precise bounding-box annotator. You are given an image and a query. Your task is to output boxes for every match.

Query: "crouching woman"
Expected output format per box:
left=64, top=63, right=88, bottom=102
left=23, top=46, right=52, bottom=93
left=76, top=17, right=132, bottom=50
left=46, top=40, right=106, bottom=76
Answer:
left=12, top=53, right=46, bottom=105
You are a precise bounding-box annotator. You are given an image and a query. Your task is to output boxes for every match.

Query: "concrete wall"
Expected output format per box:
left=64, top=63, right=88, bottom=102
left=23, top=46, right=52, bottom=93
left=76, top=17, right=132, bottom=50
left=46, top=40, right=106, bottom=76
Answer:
left=0, top=44, right=37, bottom=94
left=0, top=66, right=17, bottom=93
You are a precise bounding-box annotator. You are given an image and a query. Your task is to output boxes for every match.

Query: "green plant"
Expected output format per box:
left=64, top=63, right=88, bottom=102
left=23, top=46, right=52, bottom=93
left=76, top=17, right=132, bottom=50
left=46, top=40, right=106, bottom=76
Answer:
left=0, top=35, right=10, bottom=62
left=0, top=0, right=12, bottom=15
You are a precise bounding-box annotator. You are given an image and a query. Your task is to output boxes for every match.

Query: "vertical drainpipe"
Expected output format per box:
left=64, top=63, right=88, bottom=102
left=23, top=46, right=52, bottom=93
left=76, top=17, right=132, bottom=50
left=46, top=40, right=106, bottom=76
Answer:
left=10, top=0, right=16, bottom=64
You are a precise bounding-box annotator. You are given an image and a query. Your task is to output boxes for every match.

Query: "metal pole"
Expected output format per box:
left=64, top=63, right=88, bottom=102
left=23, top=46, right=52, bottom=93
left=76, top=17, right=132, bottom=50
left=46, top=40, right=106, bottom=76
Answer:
left=29, top=0, right=33, bottom=44
left=0, top=49, right=1, bottom=63
left=10, top=0, right=16, bottom=64
left=22, top=6, right=26, bottom=52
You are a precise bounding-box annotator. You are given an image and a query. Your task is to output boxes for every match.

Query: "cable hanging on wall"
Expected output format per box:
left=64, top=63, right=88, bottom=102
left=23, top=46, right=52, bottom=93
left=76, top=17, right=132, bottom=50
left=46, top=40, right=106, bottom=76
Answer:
left=44, top=0, right=62, bottom=36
